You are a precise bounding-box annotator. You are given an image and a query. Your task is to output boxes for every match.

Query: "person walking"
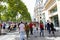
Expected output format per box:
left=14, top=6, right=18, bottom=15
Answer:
left=19, top=22, right=25, bottom=40
left=50, top=22, right=55, bottom=36
left=33, top=24, right=37, bottom=37
left=0, top=23, right=2, bottom=35
left=40, top=21, right=44, bottom=37
left=47, top=20, right=51, bottom=34
left=29, top=22, right=33, bottom=35
left=45, top=22, right=47, bottom=30
left=25, top=22, right=30, bottom=39
left=13, top=23, right=16, bottom=30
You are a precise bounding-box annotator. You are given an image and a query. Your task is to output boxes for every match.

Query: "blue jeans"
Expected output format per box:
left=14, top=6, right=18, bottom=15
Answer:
left=40, top=29, right=44, bottom=36
left=20, top=31, right=26, bottom=40
left=33, top=30, right=37, bottom=36
left=48, top=29, right=51, bottom=34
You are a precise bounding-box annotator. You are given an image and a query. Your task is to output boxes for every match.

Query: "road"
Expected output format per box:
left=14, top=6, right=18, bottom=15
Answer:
left=15, top=30, right=60, bottom=40
left=0, top=29, right=60, bottom=40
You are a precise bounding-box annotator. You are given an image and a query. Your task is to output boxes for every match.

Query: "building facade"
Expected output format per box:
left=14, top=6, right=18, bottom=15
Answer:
left=34, top=0, right=60, bottom=27
left=42, top=0, right=60, bottom=27
left=34, top=0, right=43, bottom=23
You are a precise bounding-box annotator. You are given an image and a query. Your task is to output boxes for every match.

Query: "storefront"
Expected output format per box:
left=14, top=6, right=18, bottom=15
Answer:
left=50, top=15, right=59, bottom=27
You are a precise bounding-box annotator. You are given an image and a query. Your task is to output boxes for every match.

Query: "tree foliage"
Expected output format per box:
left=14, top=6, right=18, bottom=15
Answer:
left=0, top=0, right=31, bottom=22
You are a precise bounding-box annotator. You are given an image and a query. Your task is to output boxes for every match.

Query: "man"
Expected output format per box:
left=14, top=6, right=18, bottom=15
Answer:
left=47, top=20, right=51, bottom=34
left=19, top=22, right=25, bottom=40
left=40, top=22, right=44, bottom=37
left=50, top=22, right=55, bottom=36
left=29, top=22, right=33, bottom=35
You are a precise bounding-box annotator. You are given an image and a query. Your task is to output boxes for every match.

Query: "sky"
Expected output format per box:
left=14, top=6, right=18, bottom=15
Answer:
left=22, top=0, right=46, bottom=21
left=22, top=0, right=36, bottom=20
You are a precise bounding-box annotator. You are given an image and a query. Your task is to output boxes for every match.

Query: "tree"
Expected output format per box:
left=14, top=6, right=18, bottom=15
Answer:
left=0, top=0, right=31, bottom=22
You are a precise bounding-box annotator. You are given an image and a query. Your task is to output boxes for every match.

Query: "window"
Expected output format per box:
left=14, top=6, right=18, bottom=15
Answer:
left=51, top=15, right=59, bottom=27
left=50, top=6, right=57, bottom=13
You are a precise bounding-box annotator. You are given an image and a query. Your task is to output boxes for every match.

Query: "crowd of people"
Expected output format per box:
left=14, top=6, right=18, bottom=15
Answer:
left=19, top=20, right=56, bottom=40
left=0, top=20, right=56, bottom=40
left=0, top=22, right=17, bottom=34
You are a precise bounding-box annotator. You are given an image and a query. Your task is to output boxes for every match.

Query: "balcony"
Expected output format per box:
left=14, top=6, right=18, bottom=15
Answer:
left=44, top=0, right=48, bottom=5
left=44, top=0, right=56, bottom=10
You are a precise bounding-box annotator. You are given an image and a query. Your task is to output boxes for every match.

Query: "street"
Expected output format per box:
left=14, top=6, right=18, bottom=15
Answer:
left=0, top=29, right=60, bottom=40
left=15, top=29, right=60, bottom=40
left=0, top=0, right=60, bottom=40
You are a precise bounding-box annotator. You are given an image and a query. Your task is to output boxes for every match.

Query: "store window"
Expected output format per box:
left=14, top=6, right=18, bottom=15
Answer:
left=50, top=15, right=59, bottom=27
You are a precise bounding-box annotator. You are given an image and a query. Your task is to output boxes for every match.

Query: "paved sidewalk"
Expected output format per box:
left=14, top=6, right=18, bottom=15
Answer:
left=15, top=30, right=60, bottom=40
left=0, top=35, right=15, bottom=40
left=0, top=30, right=60, bottom=40
left=0, top=31, right=19, bottom=40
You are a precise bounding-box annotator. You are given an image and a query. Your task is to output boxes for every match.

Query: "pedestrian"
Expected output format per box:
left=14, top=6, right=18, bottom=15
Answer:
left=13, top=23, right=16, bottom=30
left=45, top=22, right=47, bottom=30
left=40, top=21, right=44, bottom=37
left=0, top=23, right=2, bottom=35
left=36, top=22, right=39, bottom=33
left=29, top=22, right=33, bottom=35
left=10, top=24, right=13, bottom=31
left=25, top=22, right=30, bottom=39
left=47, top=20, right=51, bottom=34
left=19, top=22, right=26, bottom=40
left=2, top=22, right=6, bottom=29
left=8, top=25, right=11, bottom=32
left=33, top=24, right=37, bottom=37
left=50, top=22, right=55, bottom=36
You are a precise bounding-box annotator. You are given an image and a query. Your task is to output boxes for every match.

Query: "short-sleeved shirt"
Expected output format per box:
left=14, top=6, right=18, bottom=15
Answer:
left=19, top=23, right=25, bottom=32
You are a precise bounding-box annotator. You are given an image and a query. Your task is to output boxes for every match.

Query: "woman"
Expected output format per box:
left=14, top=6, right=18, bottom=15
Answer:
left=25, top=22, right=30, bottom=39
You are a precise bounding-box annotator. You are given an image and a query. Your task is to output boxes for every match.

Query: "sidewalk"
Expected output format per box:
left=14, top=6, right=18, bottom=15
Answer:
left=0, top=29, right=60, bottom=40
left=0, top=31, right=19, bottom=40
left=14, top=29, right=60, bottom=40
left=0, top=35, right=16, bottom=40
left=54, top=27, right=60, bottom=30
left=27, top=30, right=60, bottom=40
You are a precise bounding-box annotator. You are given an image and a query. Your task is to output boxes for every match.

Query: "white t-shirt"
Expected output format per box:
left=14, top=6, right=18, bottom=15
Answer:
left=19, top=23, right=25, bottom=32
